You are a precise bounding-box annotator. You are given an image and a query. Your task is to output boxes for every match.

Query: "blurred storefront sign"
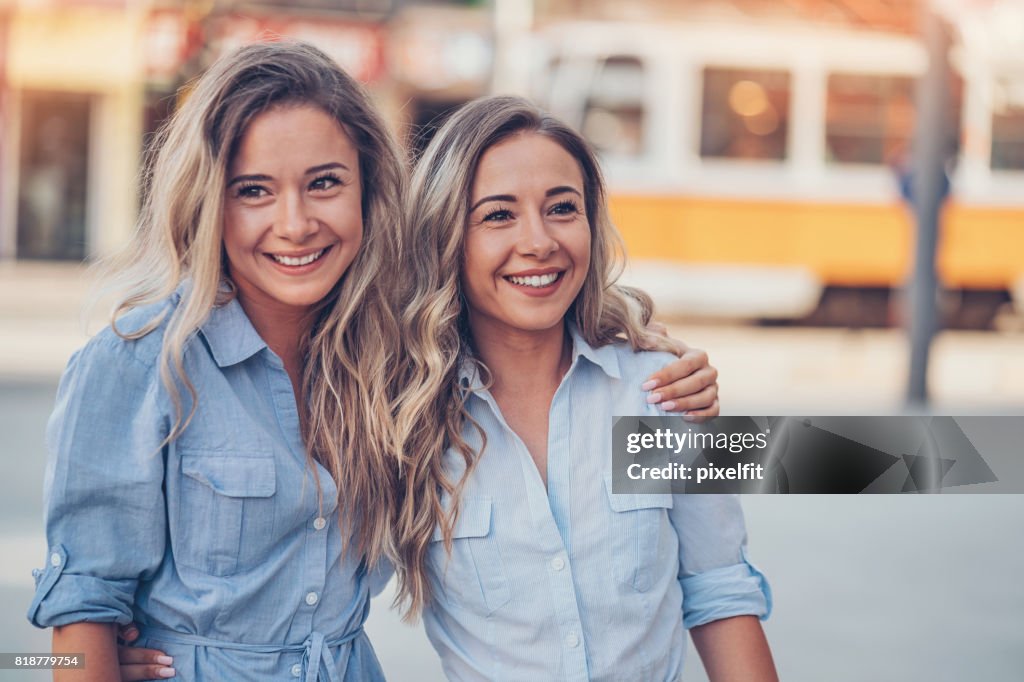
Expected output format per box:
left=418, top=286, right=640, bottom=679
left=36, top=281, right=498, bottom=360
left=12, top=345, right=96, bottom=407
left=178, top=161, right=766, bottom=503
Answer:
left=142, top=10, right=191, bottom=83
left=235, top=0, right=393, bottom=18
left=215, top=15, right=385, bottom=83
left=143, top=11, right=385, bottom=84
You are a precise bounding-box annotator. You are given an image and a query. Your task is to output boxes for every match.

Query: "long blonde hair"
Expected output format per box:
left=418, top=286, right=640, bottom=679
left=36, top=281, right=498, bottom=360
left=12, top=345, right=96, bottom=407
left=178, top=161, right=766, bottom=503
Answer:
left=394, top=95, right=674, bottom=617
left=101, top=41, right=405, bottom=566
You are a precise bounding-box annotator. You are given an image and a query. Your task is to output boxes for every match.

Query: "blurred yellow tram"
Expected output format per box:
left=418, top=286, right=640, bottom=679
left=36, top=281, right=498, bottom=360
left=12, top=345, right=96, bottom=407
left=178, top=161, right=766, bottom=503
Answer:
left=518, top=20, right=1024, bottom=325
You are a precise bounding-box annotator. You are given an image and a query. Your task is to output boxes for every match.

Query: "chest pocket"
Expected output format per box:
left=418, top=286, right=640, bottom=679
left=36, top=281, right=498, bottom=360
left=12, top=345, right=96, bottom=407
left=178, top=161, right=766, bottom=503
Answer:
left=428, top=497, right=511, bottom=616
left=605, top=477, right=674, bottom=593
left=176, top=453, right=277, bottom=577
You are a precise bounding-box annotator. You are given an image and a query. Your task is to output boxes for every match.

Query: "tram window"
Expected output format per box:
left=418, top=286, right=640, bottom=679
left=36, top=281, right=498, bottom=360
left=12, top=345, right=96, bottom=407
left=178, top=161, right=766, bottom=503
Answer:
left=826, top=74, right=914, bottom=165
left=582, top=56, right=645, bottom=157
left=991, top=79, right=1024, bottom=171
left=700, top=67, right=790, bottom=161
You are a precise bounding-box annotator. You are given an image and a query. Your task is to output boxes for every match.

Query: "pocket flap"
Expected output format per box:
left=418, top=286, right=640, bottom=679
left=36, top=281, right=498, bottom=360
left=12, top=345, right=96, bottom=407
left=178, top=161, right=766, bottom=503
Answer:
left=431, top=496, right=492, bottom=542
left=604, top=476, right=673, bottom=512
left=182, top=454, right=276, bottom=498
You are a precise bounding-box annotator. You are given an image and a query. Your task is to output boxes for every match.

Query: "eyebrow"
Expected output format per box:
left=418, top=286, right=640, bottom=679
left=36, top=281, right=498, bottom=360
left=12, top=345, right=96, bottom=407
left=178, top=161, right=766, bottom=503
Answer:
left=469, top=186, right=582, bottom=213
left=227, top=162, right=351, bottom=187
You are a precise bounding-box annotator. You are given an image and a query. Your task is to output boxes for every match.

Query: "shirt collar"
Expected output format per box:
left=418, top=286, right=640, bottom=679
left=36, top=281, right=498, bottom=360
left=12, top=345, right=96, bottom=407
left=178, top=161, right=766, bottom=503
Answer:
left=568, top=323, right=622, bottom=380
left=456, top=322, right=622, bottom=392
left=197, top=291, right=268, bottom=368
left=457, top=355, right=485, bottom=393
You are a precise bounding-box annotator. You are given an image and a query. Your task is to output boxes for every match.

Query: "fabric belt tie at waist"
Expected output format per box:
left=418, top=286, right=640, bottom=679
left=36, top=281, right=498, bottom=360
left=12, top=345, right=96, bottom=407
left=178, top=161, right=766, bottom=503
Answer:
left=138, top=625, right=363, bottom=682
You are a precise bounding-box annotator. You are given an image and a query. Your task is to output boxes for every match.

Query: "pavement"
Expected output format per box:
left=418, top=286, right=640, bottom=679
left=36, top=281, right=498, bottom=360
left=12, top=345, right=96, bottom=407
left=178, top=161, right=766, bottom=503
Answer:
left=0, top=261, right=106, bottom=380
left=1, top=261, right=1023, bottom=681
left=3, top=259, right=1022, bottom=410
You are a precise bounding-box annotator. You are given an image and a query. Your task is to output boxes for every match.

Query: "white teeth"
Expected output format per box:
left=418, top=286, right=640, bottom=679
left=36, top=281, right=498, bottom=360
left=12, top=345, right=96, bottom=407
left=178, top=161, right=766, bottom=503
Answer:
left=507, top=272, right=559, bottom=287
left=272, top=249, right=324, bottom=266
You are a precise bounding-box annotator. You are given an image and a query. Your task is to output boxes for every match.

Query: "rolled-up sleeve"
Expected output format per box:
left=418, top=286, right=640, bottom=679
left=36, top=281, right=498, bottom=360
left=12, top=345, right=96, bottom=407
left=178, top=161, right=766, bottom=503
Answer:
left=27, top=336, right=169, bottom=628
left=670, top=494, right=772, bottom=629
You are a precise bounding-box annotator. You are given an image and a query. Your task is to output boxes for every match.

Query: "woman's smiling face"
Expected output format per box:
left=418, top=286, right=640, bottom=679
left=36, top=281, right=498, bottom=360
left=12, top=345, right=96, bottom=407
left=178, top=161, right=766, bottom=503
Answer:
left=222, top=104, right=363, bottom=316
left=462, top=132, right=591, bottom=340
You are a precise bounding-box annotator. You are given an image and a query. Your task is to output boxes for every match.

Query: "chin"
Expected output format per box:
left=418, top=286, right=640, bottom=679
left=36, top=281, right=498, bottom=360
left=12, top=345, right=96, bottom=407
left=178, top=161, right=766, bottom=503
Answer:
left=509, top=314, right=569, bottom=333
left=274, top=286, right=337, bottom=310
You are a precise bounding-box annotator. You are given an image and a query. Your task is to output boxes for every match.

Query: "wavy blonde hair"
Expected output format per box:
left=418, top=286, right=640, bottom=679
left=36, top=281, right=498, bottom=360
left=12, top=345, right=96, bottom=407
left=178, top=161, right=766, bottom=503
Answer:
left=100, top=41, right=405, bottom=566
left=394, top=95, right=675, bottom=617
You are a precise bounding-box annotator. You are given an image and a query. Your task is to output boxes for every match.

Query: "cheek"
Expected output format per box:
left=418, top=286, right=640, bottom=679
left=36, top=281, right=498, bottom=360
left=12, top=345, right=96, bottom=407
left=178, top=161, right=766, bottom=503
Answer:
left=573, top=225, right=593, bottom=274
left=222, top=207, right=256, bottom=249
left=461, top=234, right=495, bottom=290
left=338, top=199, right=365, bottom=239
left=221, top=218, right=242, bottom=263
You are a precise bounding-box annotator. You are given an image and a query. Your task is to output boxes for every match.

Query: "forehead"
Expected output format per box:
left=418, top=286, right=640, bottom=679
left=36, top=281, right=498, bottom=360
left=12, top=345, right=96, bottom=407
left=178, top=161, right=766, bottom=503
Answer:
left=230, top=104, right=357, bottom=170
left=471, top=132, right=584, bottom=198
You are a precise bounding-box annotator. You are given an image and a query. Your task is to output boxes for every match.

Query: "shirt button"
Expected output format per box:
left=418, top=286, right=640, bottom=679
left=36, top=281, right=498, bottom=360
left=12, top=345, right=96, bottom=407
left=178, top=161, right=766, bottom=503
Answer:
left=550, top=557, right=565, bottom=571
left=291, top=663, right=302, bottom=677
left=305, top=591, right=319, bottom=606
left=313, top=517, right=327, bottom=531
left=50, top=553, right=61, bottom=567
left=565, top=632, right=580, bottom=648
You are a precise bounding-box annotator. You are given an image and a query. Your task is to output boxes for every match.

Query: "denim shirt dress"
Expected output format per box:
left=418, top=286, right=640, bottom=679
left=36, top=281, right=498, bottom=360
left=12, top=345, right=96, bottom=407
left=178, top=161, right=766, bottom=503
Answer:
left=27, top=291, right=388, bottom=682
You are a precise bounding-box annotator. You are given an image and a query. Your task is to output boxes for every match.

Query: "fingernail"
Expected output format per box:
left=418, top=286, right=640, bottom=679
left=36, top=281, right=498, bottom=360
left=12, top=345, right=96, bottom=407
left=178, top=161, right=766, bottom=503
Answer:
left=646, top=392, right=662, bottom=404
left=157, top=656, right=174, bottom=666
left=641, top=380, right=659, bottom=391
left=683, top=414, right=697, bottom=422
left=661, top=400, right=676, bottom=411
left=126, top=628, right=139, bottom=638
left=158, top=668, right=176, bottom=679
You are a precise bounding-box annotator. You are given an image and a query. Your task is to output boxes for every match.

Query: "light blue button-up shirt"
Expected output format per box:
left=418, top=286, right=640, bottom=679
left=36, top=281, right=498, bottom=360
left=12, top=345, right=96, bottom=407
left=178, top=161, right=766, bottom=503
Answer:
left=27, top=290, right=387, bottom=682
left=423, top=327, right=771, bottom=681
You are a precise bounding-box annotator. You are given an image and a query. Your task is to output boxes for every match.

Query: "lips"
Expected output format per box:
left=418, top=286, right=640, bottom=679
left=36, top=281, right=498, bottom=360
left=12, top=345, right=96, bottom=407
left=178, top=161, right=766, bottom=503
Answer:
left=506, top=272, right=562, bottom=288
left=265, top=245, right=332, bottom=267
left=503, top=267, right=565, bottom=288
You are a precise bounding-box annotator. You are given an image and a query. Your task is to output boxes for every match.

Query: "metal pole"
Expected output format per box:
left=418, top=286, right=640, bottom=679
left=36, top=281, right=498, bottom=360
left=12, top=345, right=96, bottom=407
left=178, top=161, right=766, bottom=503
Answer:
left=907, top=3, right=952, bottom=408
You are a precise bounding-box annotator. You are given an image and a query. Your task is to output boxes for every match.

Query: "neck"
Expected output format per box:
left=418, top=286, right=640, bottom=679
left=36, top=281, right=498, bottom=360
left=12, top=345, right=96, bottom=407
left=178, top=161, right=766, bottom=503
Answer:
left=469, top=316, right=572, bottom=396
left=235, top=294, right=314, bottom=370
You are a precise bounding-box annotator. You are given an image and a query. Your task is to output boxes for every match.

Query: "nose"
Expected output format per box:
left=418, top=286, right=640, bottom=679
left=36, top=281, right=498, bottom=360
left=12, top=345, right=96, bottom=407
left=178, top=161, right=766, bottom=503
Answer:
left=516, top=211, right=559, bottom=259
left=273, top=191, right=318, bottom=242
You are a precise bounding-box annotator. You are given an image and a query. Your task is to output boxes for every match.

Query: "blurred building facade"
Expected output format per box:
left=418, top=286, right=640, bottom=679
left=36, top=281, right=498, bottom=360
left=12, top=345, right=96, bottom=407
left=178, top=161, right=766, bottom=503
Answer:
left=0, top=0, right=1021, bottom=328
left=0, top=0, right=491, bottom=263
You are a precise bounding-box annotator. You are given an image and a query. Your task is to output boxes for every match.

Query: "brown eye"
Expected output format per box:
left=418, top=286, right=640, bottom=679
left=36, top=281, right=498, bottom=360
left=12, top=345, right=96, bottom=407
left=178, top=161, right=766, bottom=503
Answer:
left=236, top=184, right=267, bottom=199
left=549, top=200, right=580, bottom=216
left=483, top=208, right=514, bottom=222
left=309, top=173, right=342, bottom=191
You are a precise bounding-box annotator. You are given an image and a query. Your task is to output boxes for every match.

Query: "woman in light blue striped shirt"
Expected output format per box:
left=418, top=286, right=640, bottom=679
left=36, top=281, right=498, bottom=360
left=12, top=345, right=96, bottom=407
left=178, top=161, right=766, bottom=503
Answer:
left=394, top=96, right=776, bottom=681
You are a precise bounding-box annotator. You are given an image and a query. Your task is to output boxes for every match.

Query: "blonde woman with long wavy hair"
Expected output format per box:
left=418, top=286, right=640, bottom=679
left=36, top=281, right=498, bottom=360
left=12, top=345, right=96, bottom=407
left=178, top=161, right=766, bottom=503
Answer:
left=394, top=96, right=775, bottom=681
left=28, top=42, right=403, bottom=681
left=31, top=42, right=719, bottom=682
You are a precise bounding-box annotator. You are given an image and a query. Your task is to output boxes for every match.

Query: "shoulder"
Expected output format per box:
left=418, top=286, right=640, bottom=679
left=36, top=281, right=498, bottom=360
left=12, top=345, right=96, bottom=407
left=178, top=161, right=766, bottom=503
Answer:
left=608, top=342, right=678, bottom=385
left=74, top=295, right=179, bottom=373
left=579, top=342, right=677, bottom=416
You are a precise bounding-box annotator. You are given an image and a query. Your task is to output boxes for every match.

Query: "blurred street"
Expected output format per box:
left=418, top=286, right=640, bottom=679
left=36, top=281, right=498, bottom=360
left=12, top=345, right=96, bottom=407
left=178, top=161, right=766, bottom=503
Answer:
left=2, top=262, right=1023, bottom=681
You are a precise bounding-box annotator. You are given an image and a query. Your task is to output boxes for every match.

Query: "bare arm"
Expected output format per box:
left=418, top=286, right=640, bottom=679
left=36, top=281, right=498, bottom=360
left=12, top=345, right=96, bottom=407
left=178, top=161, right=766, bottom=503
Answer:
left=53, top=622, right=119, bottom=682
left=690, top=615, right=778, bottom=682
